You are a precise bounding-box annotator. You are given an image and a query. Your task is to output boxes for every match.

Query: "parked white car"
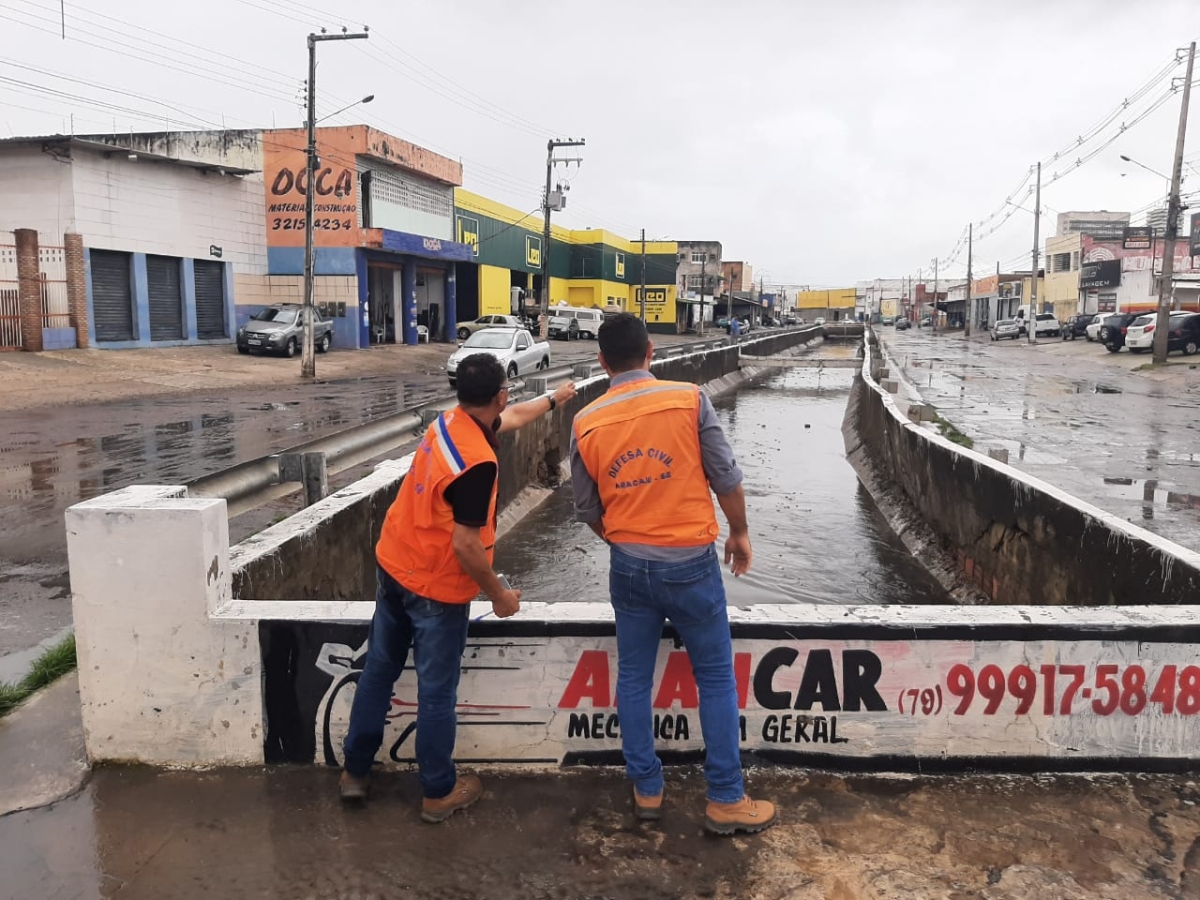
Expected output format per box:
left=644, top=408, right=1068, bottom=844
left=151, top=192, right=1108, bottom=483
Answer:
left=455, top=314, right=524, bottom=342
left=1032, top=313, right=1061, bottom=337
left=1124, top=312, right=1194, bottom=353
left=1123, top=314, right=1158, bottom=352
left=446, top=327, right=550, bottom=386
left=1086, top=313, right=1115, bottom=342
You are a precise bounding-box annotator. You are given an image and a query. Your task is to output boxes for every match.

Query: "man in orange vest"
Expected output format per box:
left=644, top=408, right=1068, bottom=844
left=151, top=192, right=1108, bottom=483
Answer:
left=571, top=314, right=776, bottom=835
left=341, top=352, right=576, bottom=821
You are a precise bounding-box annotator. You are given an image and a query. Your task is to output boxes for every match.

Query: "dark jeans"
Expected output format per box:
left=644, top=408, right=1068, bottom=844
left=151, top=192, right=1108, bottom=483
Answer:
left=609, top=544, right=744, bottom=803
left=342, top=565, right=469, bottom=799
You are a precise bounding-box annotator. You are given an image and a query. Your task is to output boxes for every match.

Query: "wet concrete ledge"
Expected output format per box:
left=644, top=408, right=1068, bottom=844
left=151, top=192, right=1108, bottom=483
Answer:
left=845, top=331, right=1200, bottom=605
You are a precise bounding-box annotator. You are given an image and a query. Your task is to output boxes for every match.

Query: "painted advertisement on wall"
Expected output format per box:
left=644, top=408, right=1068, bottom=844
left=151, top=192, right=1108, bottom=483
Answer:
left=263, top=130, right=360, bottom=248
left=634, top=286, right=676, bottom=324
left=262, top=620, right=1200, bottom=770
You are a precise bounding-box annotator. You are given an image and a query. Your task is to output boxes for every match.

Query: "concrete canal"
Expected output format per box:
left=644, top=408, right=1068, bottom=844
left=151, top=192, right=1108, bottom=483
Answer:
left=494, top=346, right=950, bottom=606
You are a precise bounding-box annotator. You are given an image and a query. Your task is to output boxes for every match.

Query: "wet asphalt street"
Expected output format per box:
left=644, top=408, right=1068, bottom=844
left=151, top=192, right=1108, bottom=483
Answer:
left=882, top=327, right=1200, bottom=550
left=0, top=338, right=619, bottom=676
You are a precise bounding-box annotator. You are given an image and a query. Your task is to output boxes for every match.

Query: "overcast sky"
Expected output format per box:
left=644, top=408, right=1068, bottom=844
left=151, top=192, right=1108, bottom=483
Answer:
left=3, top=0, right=1199, bottom=286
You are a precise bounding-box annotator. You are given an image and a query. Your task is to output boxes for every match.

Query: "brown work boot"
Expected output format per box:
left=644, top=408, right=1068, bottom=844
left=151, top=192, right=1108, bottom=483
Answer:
left=704, top=795, right=777, bottom=835
left=339, top=770, right=369, bottom=802
left=632, top=787, right=663, bottom=821
left=420, top=774, right=483, bottom=823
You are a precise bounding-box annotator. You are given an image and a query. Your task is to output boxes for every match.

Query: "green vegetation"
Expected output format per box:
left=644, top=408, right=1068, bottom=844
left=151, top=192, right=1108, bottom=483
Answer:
left=0, top=633, right=76, bottom=717
left=936, top=416, right=975, bottom=449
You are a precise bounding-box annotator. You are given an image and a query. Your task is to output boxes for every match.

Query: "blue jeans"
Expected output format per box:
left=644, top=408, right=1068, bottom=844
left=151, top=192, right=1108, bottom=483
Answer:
left=342, top=565, right=469, bottom=799
left=608, top=544, right=743, bottom=804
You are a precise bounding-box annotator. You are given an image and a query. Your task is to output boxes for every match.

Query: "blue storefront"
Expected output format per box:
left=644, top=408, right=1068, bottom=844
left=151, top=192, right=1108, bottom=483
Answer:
left=260, top=230, right=474, bottom=349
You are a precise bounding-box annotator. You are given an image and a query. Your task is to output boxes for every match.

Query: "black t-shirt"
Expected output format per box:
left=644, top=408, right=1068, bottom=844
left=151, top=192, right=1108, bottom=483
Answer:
left=444, top=462, right=498, bottom=526
left=442, top=413, right=501, bottom=527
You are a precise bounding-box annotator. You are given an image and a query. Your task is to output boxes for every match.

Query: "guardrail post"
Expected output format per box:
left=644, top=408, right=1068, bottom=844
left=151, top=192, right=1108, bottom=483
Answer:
left=279, top=451, right=329, bottom=507
left=572, top=364, right=595, bottom=380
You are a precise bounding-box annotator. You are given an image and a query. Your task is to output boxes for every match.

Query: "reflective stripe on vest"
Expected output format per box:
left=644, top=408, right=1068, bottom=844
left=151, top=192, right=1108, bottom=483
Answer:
left=574, top=379, right=719, bottom=547
left=376, top=409, right=498, bottom=604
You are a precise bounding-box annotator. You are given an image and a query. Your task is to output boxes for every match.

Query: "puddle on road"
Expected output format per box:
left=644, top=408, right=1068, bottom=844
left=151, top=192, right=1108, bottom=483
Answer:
left=1101, top=477, right=1200, bottom=517
left=495, top=365, right=949, bottom=605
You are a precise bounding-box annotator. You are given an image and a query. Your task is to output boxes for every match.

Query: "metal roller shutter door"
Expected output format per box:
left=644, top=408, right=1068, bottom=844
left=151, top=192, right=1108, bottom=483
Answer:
left=90, top=250, right=134, bottom=342
left=147, top=255, right=183, bottom=342
left=194, top=261, right=227, bottom=339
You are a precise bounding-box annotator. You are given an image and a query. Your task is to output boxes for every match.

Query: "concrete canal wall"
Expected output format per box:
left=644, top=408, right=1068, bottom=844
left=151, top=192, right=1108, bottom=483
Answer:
left=64, top=324, right=1200, bottom=772
left=845, top=332, right=1200, bottom=606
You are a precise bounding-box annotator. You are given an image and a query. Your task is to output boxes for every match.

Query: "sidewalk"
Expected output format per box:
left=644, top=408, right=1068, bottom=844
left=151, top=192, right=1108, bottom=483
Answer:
left=880, top=327, right=1200, bottom=549
left=0, top=343, right=455, bottom=412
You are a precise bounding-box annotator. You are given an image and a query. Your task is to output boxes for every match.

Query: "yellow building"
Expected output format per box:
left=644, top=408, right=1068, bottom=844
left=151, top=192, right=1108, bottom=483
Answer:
left=453, top=190, right=679, bottom=331
left=797, top=288, right=856, bottom=318
left=1043, top=234, right=1081, bottom=321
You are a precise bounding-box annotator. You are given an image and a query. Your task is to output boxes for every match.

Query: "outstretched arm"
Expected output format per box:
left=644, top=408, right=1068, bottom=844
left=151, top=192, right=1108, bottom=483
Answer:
left=498, top=381, right=577, bottom=434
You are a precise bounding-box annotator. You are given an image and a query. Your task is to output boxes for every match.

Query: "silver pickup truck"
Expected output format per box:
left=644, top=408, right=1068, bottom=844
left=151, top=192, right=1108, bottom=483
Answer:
left=446, top=327, right=551, bottom=386
left=237, top=304, right=333, bottom=357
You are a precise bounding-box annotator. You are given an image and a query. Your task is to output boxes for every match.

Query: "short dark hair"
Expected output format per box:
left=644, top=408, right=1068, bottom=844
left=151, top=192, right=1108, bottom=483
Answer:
left=598, top=313, right=649, bottom=372
left=456, top=353, right=506, bottom=406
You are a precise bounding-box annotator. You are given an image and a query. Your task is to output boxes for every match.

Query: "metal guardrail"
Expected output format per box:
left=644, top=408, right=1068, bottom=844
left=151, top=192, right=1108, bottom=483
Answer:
left=186, top=326, right=816, bottom=516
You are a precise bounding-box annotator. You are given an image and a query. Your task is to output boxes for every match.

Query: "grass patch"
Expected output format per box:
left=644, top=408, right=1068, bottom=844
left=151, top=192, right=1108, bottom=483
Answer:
left=0, top=633, right=76, bottom=717
left=935, top=416, right=975, bottom=449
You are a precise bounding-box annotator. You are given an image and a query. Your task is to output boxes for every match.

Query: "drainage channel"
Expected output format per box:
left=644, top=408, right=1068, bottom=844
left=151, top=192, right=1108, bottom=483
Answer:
left=493, top=351, right=950, bottom=605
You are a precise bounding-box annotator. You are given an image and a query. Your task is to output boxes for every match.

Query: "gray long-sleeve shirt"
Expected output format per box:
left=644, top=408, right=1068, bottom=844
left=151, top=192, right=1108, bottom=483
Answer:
left=570, top=370, right=743, bottom=561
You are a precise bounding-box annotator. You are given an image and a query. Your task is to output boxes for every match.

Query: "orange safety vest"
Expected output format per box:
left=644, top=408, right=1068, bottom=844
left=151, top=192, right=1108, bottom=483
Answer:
left=573, top=378, right=719, bottom=547
left=376, top=408, right=498, bottom=604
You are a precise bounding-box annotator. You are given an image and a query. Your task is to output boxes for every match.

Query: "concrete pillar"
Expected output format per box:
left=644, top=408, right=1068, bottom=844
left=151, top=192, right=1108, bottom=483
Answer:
left=182, top=258, right=198, bottom=341
left=131, top=252, right=150, bottom=345
left=444, top=263, right=457, bottom=343
left=65, top=486, right=264, bottom=766
left=14, top=228, right=42, bottom=352
left=63, top=232, right=89, bottom=349
left=401, top=259, right=417, bottom=345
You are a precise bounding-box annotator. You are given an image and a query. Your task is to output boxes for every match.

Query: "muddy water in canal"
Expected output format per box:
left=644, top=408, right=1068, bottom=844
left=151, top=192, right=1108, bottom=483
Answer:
left=494, top=362, right=949, bottom=605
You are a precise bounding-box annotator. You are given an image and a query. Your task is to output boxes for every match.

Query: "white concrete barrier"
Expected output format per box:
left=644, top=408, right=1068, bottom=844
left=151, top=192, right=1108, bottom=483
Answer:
left=65, top=482, right=1200, bottom=772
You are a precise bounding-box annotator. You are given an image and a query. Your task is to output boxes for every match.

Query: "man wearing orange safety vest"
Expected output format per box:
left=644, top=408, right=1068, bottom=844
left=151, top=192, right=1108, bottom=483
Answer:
left=571, top=313, right=777, bottom=835
left=341, top=351, right=576, bottom=822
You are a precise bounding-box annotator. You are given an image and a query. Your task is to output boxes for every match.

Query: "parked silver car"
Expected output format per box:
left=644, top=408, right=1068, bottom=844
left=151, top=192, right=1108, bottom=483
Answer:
left=990, top=319, right=1020, bottom=341
left=237, top=304, right=333, bottom=357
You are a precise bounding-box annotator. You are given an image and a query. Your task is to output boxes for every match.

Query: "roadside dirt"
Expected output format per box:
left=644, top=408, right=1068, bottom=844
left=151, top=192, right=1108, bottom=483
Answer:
left=2, top=765, right=1198, bottom=899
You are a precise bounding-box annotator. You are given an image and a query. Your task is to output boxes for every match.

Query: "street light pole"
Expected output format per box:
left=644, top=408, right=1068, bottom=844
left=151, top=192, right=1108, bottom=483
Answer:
left=539, top=138, right=585, bottom=339
left=639, top=228, right=646, bottom=322
left=1153, top=41, right=1196, bottom=364
left=302, top=28, right=369, bottom=380
left=1028, top=161, right=1042, bottom=345
left=965, top=223, right=973, bottom=338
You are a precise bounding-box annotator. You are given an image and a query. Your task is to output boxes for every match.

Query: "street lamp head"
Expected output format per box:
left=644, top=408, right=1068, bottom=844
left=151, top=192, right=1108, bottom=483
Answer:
left=1119, top=155, right=1132, bottom=162
left=362, top=94, right=375, bottom=104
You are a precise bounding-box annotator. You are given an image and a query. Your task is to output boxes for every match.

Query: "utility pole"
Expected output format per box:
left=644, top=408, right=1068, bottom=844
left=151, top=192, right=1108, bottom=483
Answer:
left=698, top=254, right=707, bottom=336
left=965, top=223, right=973, bottom=338
left=639, top=228, right=647, bottom=322
left=1153, top=41, right=1195, bottom=364
left=931, top=257, right=939, bottom=333
left=1028, top=161, right=1042, bottom=345
left=539, top=138, right=585, bottom=338
left=302, top=27, right=369, bottom=379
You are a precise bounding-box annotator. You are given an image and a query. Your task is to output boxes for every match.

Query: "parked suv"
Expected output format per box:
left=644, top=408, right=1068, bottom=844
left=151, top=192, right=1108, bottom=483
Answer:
left=1061, top=313, right=1096, bottom=341
left=1169, top=312, right=1200, bottom=356
left=1098, top=312, right=1142, bottom=352
left=237, top=304, right=332, bottom=357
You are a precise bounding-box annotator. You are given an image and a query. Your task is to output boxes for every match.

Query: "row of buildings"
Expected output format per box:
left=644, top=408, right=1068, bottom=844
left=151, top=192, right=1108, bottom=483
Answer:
left=858, top=210, right=1200, bottom=331
left=0, top=125, right=778, bottom=353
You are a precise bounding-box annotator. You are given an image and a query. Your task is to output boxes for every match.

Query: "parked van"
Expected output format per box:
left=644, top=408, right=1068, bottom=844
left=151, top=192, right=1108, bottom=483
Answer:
left=551, top=305, right=605, bottom=339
